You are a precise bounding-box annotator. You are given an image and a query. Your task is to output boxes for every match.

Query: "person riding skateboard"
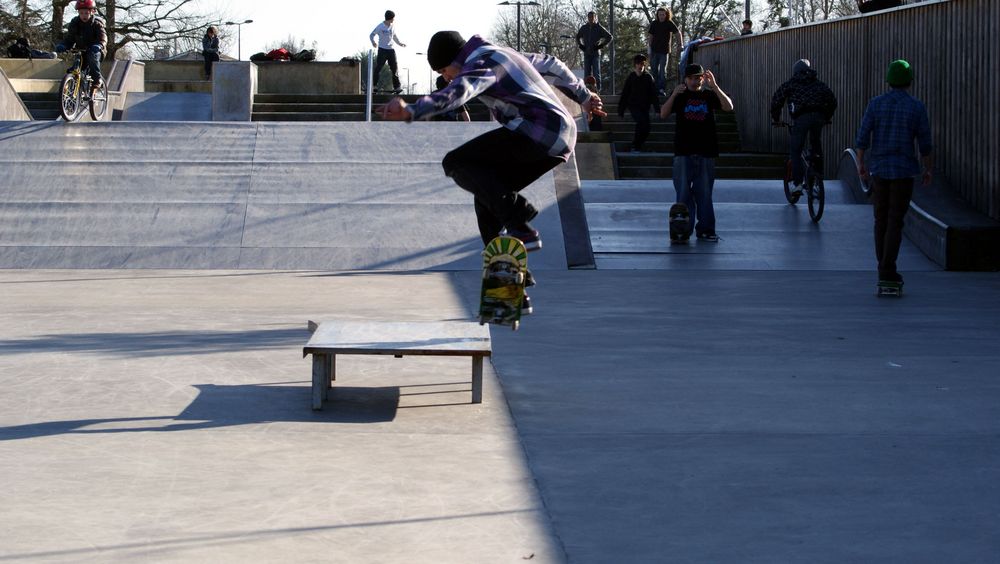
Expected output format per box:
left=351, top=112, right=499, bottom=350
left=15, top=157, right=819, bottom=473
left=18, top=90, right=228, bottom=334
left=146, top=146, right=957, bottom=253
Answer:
left=855, top=59, right=933, bottom=289
left=369, top=10, right=407, bottom=94
left=378, top=30, right=605, bottom=314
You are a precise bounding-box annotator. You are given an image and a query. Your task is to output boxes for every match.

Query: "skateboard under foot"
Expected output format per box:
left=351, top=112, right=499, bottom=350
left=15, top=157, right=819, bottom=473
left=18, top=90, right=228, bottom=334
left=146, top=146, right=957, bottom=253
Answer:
left=876, top=280, right=903, bottom=297
left=669, top=203, right=691, bottom=244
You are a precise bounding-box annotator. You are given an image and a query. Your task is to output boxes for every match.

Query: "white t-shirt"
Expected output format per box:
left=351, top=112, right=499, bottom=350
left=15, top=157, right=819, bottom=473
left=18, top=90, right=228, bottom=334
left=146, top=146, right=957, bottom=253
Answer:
left=370, top=22, right=402, bottom=50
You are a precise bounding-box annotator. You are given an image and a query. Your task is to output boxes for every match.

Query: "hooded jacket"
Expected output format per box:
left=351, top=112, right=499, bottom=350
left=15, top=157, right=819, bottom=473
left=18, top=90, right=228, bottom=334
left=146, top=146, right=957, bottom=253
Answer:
left=770, top=67, right=837, bottom=121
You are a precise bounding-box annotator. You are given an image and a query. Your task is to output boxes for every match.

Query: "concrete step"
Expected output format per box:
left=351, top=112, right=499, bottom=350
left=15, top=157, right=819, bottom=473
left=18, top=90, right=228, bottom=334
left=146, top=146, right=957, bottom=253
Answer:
left=617, top=152, right=786, bottom=167
left=145, top=80, right=212, bottom=93
left=618, top=165, right=784, bottom=180
left=252, top=112, right=367, bottom=122
left=613, top=142, right=744, bottom=153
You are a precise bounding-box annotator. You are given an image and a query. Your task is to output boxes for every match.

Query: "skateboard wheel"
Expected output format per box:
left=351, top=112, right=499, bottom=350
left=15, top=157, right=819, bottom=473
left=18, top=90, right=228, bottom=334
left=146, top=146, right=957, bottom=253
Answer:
left=515, top=272, right=525, bottom=285
left=511, top=320, right=519, bottom=331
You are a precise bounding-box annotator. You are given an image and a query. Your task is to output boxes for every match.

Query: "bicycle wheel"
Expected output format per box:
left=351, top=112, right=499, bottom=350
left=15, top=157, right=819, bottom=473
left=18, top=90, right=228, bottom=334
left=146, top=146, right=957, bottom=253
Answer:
left=782, top=159, right=800, bottom=204
left=807, top=175, right=825, bottom=223
left=59, top=73, right=83, bottom=122
left=89, top=80, right=109, bottom=121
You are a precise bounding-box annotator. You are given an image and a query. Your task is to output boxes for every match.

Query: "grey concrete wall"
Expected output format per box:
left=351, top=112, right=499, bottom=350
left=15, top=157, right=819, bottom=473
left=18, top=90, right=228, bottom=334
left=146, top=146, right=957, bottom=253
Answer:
left=256, top=61, right=361, bottom=94
left=212, top=61, right=257, bottom=121
left=0, top=58, right=65, bottom=79
left=142, top=60, right=205, bottom=81
left=0, top=67, right=30, bottom=121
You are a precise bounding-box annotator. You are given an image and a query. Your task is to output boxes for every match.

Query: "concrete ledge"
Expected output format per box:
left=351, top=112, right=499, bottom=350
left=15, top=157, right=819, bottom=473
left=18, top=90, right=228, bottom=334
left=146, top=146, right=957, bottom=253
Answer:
left=256, top=61, right=361, bottom=94
left=838, top=149, right=1000, bottom=271
left=0, top=67, right=31, bottom=120
left=212, top=62, right=257, bottom=121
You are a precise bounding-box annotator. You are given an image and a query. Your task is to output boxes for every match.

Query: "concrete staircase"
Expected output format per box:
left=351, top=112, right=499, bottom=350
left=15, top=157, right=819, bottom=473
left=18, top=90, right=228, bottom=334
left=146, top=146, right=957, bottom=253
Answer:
left=598, top=94, right=785, bottom=180
left=143, top=60, right=211, bottom=93
left=18, top=92, right=61, bottom=120
left=252, top=94, right=493, bottom=122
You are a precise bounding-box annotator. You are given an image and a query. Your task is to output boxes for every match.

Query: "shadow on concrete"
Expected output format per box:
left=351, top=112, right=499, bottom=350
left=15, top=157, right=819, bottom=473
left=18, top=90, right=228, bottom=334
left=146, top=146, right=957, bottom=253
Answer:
left=0, top=508, right=537, bottom=562
left=0, top=382, right=401, bottom=441
left=0, top=327, right=307, bottom=357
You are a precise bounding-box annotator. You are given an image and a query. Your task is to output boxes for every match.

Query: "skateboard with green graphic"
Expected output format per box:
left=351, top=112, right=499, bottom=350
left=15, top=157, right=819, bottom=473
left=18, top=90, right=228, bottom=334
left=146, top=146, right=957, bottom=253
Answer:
left=479, top=235, right=528, bottom=331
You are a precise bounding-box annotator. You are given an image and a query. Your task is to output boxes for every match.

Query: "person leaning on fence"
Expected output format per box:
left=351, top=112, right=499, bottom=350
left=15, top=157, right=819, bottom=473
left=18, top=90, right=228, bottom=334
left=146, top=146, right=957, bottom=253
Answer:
left=769, top=59, right=837, bottom=196
left=369, top=10, right=407, bottom=93
left=202, top=26, right=220, bottom=79
left=54, top=0, right=107, bottom=91
left=855, top=59, right=933, bottom=286
left=575, top=11, right=613, bottom=93
left=618, top=54, right=659, bottom=152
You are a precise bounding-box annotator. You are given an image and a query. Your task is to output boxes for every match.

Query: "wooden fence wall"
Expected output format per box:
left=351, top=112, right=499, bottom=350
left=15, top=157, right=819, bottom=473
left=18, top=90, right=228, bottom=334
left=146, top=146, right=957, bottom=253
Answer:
left=694, top=0, right=999, bottom=220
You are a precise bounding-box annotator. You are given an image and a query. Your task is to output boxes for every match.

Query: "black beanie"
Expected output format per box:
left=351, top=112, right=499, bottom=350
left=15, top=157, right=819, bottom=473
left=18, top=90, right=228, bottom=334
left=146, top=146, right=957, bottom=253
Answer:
left=427, top=31, right=466, bottom=70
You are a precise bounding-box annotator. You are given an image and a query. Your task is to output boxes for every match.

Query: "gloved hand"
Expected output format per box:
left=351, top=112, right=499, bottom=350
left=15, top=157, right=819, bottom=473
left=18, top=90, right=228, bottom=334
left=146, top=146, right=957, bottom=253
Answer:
left=88, top=44, right=102, bottom=55
left=55, top=44, right=66, bottom=54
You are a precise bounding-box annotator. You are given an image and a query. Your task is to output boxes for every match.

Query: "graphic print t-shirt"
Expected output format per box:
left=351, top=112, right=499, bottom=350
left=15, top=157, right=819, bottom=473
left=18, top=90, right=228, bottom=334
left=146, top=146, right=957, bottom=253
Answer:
left=673, top=89, right=722, bottom=157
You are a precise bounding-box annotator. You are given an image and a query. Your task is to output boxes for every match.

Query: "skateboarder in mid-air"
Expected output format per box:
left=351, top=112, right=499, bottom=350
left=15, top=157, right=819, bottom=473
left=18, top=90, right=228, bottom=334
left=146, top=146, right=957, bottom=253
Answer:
left=855, top=59, right=933, bottom=295
left=380, top=30, right=605, bottom=314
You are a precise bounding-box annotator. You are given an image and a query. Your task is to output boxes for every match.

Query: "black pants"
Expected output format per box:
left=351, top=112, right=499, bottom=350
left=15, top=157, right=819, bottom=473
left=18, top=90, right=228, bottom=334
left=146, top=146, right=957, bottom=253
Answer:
left=442, top=127, right=562, bottom=245
left=373, top=47, right=400, bottom=90
left=203, top=52, right=220, bottom=77
left=628, top=106, right=651, bottom=151
left=790, top=112, right=825, bottom=184
left=871, top=176, right=914, bottom=279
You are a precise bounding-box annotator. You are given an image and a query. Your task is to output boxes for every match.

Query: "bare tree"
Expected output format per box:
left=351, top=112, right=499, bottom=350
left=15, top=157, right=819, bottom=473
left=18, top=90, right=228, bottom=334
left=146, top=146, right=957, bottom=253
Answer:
left=1, top=0, right=51, bottom=48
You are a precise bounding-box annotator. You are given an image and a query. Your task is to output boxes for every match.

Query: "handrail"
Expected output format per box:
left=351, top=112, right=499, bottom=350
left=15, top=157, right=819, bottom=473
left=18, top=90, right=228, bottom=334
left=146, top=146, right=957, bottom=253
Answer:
left=365, top=49, right=374, bottom=122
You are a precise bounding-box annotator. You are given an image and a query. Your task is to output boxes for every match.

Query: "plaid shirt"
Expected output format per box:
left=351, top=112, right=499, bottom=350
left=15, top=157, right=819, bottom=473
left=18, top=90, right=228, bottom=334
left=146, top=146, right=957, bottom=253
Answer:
left=407, top=35, right=592, bottom=161
left=855, top=89, right=933, bottom=179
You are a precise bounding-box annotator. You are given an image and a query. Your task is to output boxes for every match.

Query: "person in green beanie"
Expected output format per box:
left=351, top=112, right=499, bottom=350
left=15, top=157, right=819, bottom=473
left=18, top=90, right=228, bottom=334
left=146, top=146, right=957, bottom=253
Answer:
left=854, top=59, right=934, bottom=288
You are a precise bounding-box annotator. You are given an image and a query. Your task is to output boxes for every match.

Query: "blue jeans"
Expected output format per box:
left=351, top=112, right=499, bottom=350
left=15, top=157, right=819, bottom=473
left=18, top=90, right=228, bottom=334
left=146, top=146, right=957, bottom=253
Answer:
left=583, top=51, right=601, bottom=90
left=672, top=155, right=716, bottom=236
left=650, top=52, right=668, bottom=92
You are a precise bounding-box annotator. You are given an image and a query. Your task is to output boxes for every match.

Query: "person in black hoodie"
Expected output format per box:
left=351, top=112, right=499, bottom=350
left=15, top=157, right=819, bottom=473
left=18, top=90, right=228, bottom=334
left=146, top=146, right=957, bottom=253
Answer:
left=770, top=59, right=837, bottom=195
left=618, top=54, right=659, bottom=152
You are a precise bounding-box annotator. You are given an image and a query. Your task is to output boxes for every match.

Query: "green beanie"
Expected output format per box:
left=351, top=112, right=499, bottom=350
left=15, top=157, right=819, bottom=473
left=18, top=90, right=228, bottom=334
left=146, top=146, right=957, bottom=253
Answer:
left=886, top=59, right=912, bottom=87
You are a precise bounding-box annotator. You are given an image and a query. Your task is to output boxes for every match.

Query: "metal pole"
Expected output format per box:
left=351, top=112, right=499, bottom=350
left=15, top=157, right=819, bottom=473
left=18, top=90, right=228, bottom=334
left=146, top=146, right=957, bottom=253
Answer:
left=745, top=0, right=751, bottom=21
left=237, top=25, right=241, bottom=61
left=516, top=2, right=522, bottom=51
left=365, top=50, right=374, bottom=122
left=608, top=2, right=615, bottom=94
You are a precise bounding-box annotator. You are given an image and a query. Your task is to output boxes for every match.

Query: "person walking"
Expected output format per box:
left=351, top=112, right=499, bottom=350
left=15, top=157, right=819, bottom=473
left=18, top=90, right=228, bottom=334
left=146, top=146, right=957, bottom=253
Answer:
left=618, top=54, right=659, bottom=152
left=378, top=31, right=605, bottom=313
left=770, top=59, right=838, bottom=196
left=575, top=11, right=613, bottom=93
left=369, top=10, right=406, bottom=93
left=855, top=59, right=933, bottom=287
left=659, top=64, right=733, bottom=242
left=647, top=7, right=683, bottom=95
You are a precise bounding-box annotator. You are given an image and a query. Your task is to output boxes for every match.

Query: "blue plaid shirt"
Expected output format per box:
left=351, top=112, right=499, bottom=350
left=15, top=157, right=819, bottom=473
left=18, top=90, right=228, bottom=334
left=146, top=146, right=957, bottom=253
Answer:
left=407, top=35, right=593, bottom=162
left=855, top=89, right=933, bottom=179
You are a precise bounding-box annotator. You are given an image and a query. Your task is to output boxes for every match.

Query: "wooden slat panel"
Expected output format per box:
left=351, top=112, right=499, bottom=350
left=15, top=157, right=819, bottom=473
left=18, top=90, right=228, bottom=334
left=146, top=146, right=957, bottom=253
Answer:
left=694, top=0, right=998, bottom=220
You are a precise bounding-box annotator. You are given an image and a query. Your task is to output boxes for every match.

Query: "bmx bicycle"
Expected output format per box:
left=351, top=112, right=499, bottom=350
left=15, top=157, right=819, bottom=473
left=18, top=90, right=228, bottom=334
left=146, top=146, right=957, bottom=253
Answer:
left=58, top=49, right=108, bottom=122
left=775, top=121, right=825, bottom=223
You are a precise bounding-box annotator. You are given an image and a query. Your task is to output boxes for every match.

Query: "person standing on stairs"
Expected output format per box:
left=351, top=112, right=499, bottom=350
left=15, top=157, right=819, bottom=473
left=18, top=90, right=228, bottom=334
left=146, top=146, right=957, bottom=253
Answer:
left=618, top=54, right=659, bottom=153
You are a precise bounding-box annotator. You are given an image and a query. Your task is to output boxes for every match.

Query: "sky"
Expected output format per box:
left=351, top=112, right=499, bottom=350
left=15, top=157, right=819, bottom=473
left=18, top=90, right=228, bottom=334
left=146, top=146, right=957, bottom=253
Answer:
left=194, top=0, right=508, bottom=93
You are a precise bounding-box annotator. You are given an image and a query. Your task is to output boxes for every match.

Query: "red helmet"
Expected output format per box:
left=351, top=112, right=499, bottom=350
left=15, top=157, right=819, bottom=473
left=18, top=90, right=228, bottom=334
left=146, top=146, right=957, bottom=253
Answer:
left=75, top=0, right=96, bottom=9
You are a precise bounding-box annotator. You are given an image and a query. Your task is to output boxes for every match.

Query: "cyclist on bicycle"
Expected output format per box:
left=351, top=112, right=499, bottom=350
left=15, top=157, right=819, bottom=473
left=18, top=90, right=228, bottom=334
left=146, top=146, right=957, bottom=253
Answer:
left=55, top=0, right=107, bottom=91
left=770, top=59, right=837, bottom=196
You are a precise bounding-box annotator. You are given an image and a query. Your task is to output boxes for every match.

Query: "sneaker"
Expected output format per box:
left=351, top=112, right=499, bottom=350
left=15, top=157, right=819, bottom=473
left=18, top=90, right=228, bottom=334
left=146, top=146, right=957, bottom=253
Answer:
left=505, top=224, right=542, bottom=252
left=521, top=294, right=533, bottom=315
left=697, top=233, right=720, bottom=242
left=789, top=182, right=803, bottom=196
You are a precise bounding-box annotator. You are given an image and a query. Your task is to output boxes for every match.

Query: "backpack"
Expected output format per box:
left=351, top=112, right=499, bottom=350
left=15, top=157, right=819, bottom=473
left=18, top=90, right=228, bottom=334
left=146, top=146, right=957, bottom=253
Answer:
left=292, top=49, right=316, bottom=62
left=249, top=52, right=268, bottom=62
left=266, top=48, right=291, bottom=61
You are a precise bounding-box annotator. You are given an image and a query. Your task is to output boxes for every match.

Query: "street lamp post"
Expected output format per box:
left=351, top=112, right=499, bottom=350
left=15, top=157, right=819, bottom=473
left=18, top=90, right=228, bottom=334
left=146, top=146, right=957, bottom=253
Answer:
left=401, top=68, right=410, bottom=94
left=224, top=19, right=253, bottom=61
left=497, top=1, right=540, bottom=52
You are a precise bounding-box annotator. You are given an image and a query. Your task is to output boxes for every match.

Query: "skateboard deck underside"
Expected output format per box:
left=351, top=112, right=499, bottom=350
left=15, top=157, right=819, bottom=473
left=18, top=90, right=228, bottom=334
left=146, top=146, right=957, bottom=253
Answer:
left=479, top=236, right=528, bottom=328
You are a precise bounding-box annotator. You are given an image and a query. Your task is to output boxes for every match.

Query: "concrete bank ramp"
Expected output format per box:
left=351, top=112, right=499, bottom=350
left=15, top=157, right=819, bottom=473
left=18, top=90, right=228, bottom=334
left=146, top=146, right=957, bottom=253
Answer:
left=121, top=92, right=213, bottom=121
left=0, top=121, right=566, bottom=270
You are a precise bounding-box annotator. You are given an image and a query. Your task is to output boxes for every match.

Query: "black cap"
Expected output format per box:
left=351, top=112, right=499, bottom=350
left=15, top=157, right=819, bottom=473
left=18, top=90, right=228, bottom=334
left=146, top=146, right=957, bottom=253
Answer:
left=684, top=64, right=705, bottom=77
left=427, top=31, right=466, bottom=70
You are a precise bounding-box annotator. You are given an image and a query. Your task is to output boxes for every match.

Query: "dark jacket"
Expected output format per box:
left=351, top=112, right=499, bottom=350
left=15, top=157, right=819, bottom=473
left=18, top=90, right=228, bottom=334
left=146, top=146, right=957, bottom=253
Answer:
left=618, top=70, right=659, bottom=114
left=63, top=15, right=108, bottom=54
left=576, top=23, right=613, bottom=54
left=770, top=68, right=837, bottom=121
left=202, top=35, right=219, bottom=55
